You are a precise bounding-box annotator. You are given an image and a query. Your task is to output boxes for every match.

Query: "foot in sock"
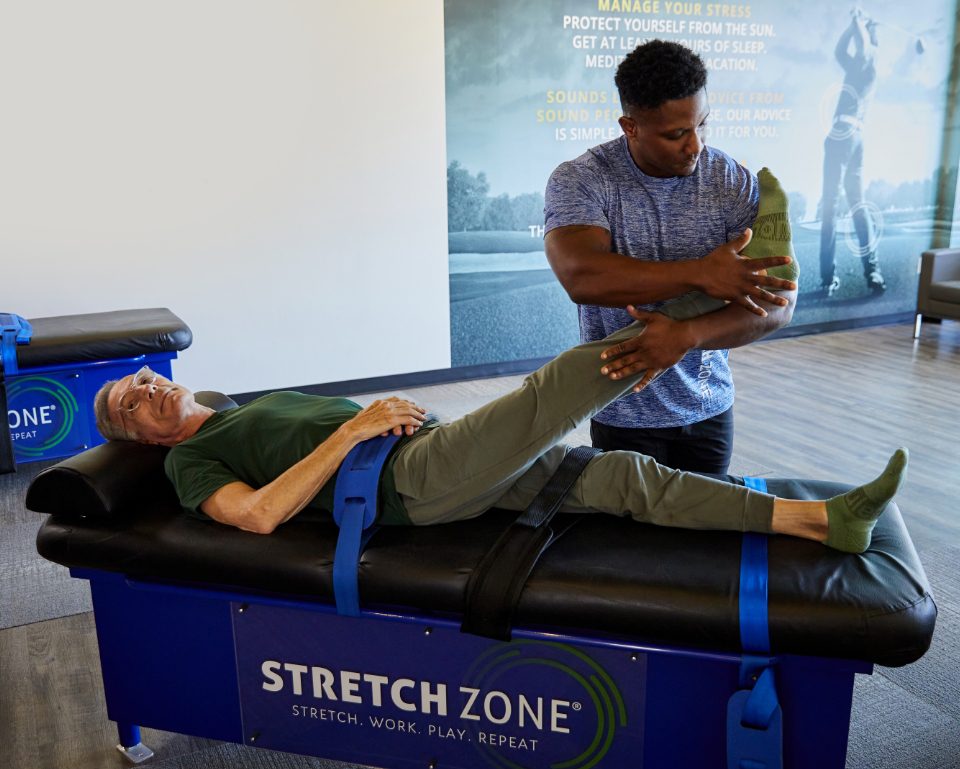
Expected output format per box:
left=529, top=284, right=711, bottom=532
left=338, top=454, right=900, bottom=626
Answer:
left=741, top=167, right=799, bottom=283
left=825, top=448, right=908, bottom=553
left=659, top=166, right=798, bottom=323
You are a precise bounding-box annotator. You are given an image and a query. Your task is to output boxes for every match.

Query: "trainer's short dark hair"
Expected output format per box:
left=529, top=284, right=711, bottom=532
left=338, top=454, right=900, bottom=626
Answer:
left=615, top=40, right=707, bottom=112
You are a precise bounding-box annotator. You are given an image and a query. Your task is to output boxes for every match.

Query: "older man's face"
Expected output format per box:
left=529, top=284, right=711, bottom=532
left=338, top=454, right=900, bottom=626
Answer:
left=108, top=368, right=196, bottom=444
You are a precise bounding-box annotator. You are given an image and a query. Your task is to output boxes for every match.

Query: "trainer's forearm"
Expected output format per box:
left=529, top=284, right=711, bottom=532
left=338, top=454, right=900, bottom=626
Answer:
left=553, top=251, right=703, bottom=306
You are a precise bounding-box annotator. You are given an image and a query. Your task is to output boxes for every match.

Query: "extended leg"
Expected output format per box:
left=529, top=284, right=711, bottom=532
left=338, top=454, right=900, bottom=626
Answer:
left=494, top=446, right=908, bottom=552
left=494, top=446, right=774, bottom=533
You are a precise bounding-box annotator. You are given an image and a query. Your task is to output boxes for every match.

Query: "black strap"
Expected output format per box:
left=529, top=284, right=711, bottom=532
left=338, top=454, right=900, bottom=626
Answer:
left=461, top=446, right=602, bottom=640
left=0, top=360, right=14, bottom=474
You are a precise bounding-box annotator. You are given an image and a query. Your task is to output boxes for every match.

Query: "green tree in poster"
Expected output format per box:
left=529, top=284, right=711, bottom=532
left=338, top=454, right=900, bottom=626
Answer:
left=510, top=191, right=545, bottom=230
left=481, top=193, right=516, bottom=231
left=447, top=161, right=489, bottom=231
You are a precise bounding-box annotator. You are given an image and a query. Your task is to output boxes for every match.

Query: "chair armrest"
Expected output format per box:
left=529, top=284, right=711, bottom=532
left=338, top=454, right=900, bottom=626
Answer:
left=921, top=249, right=960, bottom=282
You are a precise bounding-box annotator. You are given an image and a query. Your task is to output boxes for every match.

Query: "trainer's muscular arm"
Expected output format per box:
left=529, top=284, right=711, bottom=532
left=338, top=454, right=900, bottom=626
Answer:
left=599, top=288, right=797, bottom=391
left=544, top=224, right=794, bottom=316
left=199, top=398, right=426, bottom=534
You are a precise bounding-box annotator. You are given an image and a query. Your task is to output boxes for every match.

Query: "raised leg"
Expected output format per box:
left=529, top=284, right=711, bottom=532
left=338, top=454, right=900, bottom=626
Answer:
left=393, top=322, right=649, bottom=524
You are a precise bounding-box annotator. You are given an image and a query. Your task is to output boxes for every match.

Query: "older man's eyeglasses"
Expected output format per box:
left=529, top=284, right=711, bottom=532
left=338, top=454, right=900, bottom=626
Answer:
left=117, top=366, right=158, bottom=414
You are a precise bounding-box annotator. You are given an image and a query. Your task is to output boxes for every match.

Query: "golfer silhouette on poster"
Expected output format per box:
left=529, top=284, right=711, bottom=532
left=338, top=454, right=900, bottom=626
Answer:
left=819, top=8, right=885, bottom=297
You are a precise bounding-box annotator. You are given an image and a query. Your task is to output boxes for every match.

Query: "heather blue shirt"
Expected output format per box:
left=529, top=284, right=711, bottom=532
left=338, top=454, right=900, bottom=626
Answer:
left=544, top=137, right=758, bottom=428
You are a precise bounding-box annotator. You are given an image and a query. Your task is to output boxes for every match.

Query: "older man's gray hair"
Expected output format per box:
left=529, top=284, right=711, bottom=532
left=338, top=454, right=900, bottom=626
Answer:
left=93, top=379, right=138, bottom=441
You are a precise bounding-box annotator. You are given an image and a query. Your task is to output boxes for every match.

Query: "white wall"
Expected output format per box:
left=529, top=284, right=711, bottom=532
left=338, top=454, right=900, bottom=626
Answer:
left=0, top=1, right=449, bottom=395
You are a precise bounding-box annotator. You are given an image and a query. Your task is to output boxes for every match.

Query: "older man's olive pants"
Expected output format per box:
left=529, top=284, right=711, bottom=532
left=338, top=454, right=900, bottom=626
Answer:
left=392, top=321, right=774, bottom=532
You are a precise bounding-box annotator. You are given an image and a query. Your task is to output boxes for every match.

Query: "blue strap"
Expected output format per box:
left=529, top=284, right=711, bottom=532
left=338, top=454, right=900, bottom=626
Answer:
left=741, top=476, right=771, bottom=656
left=739, top=531, right=770, bottom=655
left=15, top=316, right=33, bottom=344
left=331, top=434, right=400, bottom=616
left=727, top=476, right=782, bottom=769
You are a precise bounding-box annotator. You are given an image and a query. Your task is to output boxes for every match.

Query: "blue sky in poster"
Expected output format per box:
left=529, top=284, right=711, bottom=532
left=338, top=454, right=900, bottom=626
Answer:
left=445, top=0, right=955, bottom=209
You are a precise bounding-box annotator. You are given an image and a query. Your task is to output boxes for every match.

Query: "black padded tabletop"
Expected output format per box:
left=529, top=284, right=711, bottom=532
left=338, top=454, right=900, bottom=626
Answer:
left=31, top=454, right=937, bottom=667
left=16, top=308, right=191, bottom=368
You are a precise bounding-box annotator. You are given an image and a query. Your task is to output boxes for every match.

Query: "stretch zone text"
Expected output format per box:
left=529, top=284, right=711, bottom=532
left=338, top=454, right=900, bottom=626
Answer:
left=262, top=661, right=572, bottom=733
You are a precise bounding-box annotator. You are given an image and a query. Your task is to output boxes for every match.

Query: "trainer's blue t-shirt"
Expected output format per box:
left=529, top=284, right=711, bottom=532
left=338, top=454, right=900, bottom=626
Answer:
left=544, top=137, right=759, bottom=429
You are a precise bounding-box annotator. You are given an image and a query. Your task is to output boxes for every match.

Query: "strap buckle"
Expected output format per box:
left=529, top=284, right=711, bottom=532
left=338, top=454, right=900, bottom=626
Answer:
left=727, top=673, right=783, bottom=769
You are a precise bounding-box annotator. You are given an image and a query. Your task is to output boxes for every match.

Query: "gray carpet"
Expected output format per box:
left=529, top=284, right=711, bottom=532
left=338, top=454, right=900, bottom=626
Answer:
left=845, top=541, right=960, bottom=769
left=137, top=739, right=372, bottom=769
left=2, top=460, right=958, bottom=768
left=0, top=461, right=91, bottom=630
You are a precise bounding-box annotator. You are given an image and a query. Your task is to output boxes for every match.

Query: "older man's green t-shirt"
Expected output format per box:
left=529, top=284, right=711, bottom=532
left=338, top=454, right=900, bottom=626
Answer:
left=164, top=391, right=434, bottom=526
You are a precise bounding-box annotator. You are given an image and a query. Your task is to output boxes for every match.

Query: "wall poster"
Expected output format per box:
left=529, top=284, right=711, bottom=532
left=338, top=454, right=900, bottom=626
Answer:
left=445, top=0, right=956, bottom=368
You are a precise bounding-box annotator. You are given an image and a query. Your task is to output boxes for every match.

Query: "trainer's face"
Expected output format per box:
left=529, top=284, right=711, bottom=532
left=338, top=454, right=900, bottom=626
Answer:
left=108, top=367, right=196, bottom=445
left=619, top=88, right=709, bottom=178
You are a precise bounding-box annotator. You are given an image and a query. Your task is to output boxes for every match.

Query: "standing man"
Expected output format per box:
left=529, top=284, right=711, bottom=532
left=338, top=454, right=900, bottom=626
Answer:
left=819, top=9, right=884, bottom=296
left=544, top=40, right=797, bottom=474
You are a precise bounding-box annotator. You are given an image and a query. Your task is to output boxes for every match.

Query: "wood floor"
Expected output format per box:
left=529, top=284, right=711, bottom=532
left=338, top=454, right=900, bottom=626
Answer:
left=729, top=320, right=960, bottom=548
left=3, top=319, right=959, bottom=769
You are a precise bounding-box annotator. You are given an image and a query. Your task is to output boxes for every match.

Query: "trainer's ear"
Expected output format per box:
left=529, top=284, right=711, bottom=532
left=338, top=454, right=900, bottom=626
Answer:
left=618, top=114, right=639, bottom=139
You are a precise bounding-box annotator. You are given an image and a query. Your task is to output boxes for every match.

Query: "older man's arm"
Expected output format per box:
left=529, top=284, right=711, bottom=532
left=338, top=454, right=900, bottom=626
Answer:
left=199, top=397, right=426, bottom=534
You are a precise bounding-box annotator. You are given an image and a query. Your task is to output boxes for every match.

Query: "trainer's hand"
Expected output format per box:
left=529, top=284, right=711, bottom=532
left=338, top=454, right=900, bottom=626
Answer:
left=346, top=397, right=427, bottom=440
left=600, top=308, right=694, bottom=393
left=698, top=228, right=797, bottom=316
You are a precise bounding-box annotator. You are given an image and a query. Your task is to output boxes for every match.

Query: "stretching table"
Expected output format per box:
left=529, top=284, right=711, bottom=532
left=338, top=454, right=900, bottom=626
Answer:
left=29, top=394, right=936, bottom=769
left=1, top=308, right=190, bottom=469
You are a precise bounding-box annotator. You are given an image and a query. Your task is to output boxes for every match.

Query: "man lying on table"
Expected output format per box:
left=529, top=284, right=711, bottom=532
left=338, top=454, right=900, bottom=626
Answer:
left=93, top=313, right=905, bottom=555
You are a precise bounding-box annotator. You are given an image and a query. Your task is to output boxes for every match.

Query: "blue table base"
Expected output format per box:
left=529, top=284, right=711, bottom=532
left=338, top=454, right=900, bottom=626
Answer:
left=76, top=568, right=871, bottom=769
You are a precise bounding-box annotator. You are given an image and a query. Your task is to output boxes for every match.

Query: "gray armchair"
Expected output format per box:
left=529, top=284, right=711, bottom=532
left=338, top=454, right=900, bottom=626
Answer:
left=914, top=248, right=960, bottom=338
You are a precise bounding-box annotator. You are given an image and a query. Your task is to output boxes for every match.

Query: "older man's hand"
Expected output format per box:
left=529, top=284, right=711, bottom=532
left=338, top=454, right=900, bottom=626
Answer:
left=347, top=397, right=427, bottom=441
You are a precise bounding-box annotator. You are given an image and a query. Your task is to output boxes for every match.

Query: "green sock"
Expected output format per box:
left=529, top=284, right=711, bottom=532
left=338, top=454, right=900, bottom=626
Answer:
left=740, top=167, right=799, bottom=282
left=659, top=166, right=797, bottom=323
left=825, top=448, right=909, bottom=553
